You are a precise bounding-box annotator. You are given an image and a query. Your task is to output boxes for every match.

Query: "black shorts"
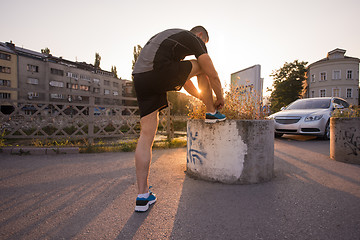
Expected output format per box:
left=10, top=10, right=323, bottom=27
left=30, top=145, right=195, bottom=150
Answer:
left=133, top=61, right=192, bottom=118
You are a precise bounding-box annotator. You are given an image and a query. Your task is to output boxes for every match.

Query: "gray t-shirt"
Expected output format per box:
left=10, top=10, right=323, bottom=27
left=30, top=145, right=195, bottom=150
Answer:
left=132, top=28, right=207, bottom=74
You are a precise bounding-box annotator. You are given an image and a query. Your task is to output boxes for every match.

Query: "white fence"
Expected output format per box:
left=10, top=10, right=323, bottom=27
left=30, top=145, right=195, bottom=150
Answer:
left=0, top=98, right=173, bottom=143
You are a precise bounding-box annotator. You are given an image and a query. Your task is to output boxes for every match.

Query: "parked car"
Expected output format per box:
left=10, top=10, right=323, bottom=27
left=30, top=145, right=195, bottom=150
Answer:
left=268, top=97, right=350, bottom=140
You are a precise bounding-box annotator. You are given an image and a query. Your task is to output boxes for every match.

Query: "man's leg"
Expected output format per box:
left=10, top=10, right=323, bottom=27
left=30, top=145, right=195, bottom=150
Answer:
left=135, top=110, right=159, bottom=194
left=186, top=60, right=215, bottom=113
left=196, top=73, right=216, bottom=113
left=184, top=60, right=226, bottom=123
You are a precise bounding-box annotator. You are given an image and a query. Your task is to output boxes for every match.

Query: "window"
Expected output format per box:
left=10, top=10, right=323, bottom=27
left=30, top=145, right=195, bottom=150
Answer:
left=93, top=78, right=100, bottom=85
left=311, top=74, right=315, bottom=83
left=51, top=68, right=64, bottom=76
left=332, top=88, right=340, bottom=97
left=346, top=88, right=353, bottom=98
left=67, top=83, right=79, bottom=89
left=104, top=89, right=110, bottom=95
left=320, top=89, right=326, bottom=97
left=49, top=81, right=64, bottom=87
left=27, top=64, right=39, bottom=73
left=104, top=80, right=110, bottom=86
left=28, top=92, right=39, bottom=99
left=66, top=72, right=78, bottom=80
left=334, top=98, right=350, bottom=108
left=95, top=69, right=113, bottom=77
left=0, top=53, right=11, bottom=61
left=113, top=82, right=119, bottom=88
left=332, top=70, right=341, bottom=80
left=311, top=90, right=315, bottom=98
left=320, top=72, right=327, bottom=81
left=113, top=91, right=119, bottom=96
left=346, top=70, right=353, bottom=79
left=50, top=93, right=64, bottom=99
left=0, top=79, right=11, bottom=87
left=93, top=87, right=100, bottom=93
left=80, top=74, right=91, bottom=81
left=0, top=92, right=11, bottom=99
left=27, top=78, right=39, bottom=85
left=0, top=66, right=11, bottom=74
left=80, top=85, right=90, bottom=91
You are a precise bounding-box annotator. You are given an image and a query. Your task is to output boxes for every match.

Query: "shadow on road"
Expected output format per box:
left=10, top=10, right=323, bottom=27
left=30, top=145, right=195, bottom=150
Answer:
left=169, top=140, right=360, bottom=239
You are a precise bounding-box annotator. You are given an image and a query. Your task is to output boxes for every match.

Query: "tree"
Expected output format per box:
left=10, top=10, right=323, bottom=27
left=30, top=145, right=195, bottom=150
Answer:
left=41, top=47, right=51, bottom=55
left=132, top=45, right=142, bottom=73
left=167, top=91, right=195, bottom=115
left=130, top=45, right=143, bottom=97
left=111, top=66, right=118, bottom=78
left=94, top=52, right=101, bottom=68
left=268, top=60, right=308, bottom=113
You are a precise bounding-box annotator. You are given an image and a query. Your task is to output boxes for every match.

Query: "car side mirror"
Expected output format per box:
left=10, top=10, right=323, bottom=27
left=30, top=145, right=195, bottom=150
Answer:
left=280, top=107, right=286, bottom=111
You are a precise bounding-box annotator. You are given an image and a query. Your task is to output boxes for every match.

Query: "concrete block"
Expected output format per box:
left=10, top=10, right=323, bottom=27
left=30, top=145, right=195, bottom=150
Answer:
left=186, top=119, right=274, bottom=184
left=330, top=117, right=360, bottom=164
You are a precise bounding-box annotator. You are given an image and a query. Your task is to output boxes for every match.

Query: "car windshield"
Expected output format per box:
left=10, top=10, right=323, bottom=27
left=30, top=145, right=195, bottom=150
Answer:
left=286, top=99, right=331, bottom=110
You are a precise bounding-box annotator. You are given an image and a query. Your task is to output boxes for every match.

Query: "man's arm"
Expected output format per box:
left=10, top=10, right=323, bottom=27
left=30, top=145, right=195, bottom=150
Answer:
left=197, top=53, right=224, bottom=108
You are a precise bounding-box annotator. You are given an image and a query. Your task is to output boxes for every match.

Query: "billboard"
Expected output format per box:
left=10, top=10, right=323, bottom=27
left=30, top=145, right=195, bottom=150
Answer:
left=230, top=64, right=263, bottom=99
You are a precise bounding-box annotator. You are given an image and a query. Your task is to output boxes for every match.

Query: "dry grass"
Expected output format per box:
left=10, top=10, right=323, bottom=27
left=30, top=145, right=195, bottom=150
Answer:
left=332, top=105, right=360, bottom=118
left=187, top=84, right=267, bottom=120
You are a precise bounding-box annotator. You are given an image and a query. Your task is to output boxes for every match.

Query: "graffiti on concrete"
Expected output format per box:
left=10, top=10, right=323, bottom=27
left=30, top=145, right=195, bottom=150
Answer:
left=338, top=127, right=360, bottom=156
left=187, top=130, right=207, bottom=165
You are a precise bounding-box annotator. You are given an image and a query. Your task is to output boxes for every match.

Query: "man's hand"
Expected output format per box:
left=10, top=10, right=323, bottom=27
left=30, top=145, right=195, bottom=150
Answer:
left=215, top=97, right=225, bottom=110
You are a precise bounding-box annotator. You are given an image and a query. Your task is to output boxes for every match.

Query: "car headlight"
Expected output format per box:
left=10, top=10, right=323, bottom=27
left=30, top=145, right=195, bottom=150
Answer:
left=305, top=114, right=323, bottom=121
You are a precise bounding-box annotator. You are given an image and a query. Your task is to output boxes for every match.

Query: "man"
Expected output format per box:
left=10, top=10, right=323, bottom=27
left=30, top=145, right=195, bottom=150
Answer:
left=132, top=26, right=226, bottom=212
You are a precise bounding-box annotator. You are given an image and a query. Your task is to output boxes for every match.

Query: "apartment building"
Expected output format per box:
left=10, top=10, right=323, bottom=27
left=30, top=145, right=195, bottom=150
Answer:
left=0, top=41, right=131, bottom=113
left=0, top=42, right=18, bottom=113
left=307, top=48, right=360, bottom=106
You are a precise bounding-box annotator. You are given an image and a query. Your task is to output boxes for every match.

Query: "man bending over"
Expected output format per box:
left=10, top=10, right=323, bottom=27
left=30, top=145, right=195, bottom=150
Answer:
left=132, top=26, right=226, bottom=212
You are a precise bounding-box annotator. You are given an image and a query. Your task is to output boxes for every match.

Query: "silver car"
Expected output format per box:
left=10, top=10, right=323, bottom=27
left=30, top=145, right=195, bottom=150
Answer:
left=268, top=97, right=349, bottom=140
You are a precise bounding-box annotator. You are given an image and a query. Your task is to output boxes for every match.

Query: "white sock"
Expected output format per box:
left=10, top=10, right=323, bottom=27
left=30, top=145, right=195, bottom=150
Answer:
left=138, top=192, right=150, bottom=199
left=207, top=111, right=216, bottom=115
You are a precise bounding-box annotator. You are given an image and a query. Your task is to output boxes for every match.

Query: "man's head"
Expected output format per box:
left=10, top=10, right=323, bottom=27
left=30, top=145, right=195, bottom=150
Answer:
left=190, top=26, right=209, bottom=43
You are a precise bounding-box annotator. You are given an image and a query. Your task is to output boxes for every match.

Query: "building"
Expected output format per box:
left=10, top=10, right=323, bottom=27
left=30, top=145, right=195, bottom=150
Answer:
left=0, top=42, right=18, bottom=113
left=0, top=41, right=133, bottom=114
left=306, top=49, right=360, bottom=106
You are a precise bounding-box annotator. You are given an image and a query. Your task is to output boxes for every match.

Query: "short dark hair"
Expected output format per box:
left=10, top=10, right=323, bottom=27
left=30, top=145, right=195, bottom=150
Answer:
left=190, top=26, right=209, bottom=42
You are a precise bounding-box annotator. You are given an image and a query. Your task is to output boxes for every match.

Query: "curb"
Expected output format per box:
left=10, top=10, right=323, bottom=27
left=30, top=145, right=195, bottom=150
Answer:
left=0, top=147, right=79, bottom=155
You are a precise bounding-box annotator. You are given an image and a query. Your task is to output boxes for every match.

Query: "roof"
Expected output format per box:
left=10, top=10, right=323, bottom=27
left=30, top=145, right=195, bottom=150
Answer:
left=0, top=42, right=16, bottom=54
left=308, top=55, right=360, bottom=68
left=15, top=46, right=45, bottom=59
left=327, top=48, right=346, bottom=56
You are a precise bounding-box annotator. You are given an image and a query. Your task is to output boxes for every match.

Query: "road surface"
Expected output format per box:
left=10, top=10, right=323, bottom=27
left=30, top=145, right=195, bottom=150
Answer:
left=0, top=135, right=359, bottom=239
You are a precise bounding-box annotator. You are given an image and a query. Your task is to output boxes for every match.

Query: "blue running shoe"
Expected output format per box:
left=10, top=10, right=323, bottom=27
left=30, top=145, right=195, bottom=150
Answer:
left=205, top=111, right=226, bottom=123
left=135, top=189, right=156, bottom=212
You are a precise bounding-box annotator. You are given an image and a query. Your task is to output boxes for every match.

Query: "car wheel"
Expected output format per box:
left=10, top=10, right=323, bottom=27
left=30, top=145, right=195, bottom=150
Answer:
left=275, top=133, right=283, bottom=138
left=321, top=121, right=330, bottom=140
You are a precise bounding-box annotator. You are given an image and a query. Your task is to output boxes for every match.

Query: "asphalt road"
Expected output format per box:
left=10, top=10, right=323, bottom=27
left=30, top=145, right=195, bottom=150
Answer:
left=0, top=135, right=359, bottom=240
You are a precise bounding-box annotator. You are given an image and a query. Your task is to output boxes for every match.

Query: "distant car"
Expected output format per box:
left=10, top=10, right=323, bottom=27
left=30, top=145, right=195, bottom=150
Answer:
left=268, top=97, right=350, bottom=140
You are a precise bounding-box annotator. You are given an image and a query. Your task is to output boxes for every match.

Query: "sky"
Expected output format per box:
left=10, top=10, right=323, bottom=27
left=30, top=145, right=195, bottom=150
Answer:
left=2, top=0, right=360, bottom=96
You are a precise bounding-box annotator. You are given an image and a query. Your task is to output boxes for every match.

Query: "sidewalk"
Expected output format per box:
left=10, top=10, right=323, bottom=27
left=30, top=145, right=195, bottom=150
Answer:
left=0, top=137, right=359, bottom=239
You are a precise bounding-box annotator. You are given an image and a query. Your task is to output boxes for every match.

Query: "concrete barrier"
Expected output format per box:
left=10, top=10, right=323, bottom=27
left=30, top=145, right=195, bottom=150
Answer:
left=330, top=117, right=360, bottom=164
left=186, top=119, right=274, bottom=184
